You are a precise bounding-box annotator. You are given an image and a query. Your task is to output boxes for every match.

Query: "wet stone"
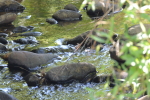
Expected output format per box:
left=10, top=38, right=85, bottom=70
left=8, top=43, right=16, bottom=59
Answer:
left=45, top=62, right=97, bottom=84
left=13, top=36, right=38, bottom=44
left=0, top=33, right=8, bottom=38
left=109, top=40, right=125, bottom=64
left=52, top=9, right=82, bottom=21
left=46, top=18, right=58, bottom=24
left=31, top=45, right=74, bottom=54
left=128, top=24, right=150, bottom=35
left=0, top=13, right=17, bottom=25
left=23, top=73, right=40, bottom=86
left=13, top=26, right=34, bottom=33
left=0, top=43, right=7, bottom=52
left=64, top=4, right=79, bottom=12
left=19, top=32, right=42, bottom=36
left=0, top=91, right=18, bottom=100
left=0, top=0, right=25, bottom=12
left=0, top=37, right=8, bottom=44
left=64, top=28, right=118, bottom=48
left=85, top=0, right=122, bottom=17
left=7, top=51, right=59, bottom=71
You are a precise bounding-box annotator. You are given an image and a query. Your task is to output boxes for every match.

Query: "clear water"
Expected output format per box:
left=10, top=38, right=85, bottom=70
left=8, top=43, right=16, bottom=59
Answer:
left=0, top=0, right=115, bottom=99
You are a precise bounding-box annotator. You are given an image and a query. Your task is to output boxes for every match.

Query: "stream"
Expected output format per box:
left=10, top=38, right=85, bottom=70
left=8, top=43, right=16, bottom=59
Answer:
left=0, top=0, right=115, bottom=99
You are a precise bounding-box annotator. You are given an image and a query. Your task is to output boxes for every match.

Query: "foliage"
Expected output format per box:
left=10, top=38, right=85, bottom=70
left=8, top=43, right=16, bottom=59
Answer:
left=80, top=0, right=150, bottom=99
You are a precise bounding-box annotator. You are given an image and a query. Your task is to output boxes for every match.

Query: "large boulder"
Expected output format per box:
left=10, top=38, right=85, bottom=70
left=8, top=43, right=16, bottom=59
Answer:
left=0, top=91, right=17, bottom=100
left=52, top=9, right=82, bottom=21
left=7, top=51, right=59, bottom=71
left=45, top=62, right=97, bottom=84
left=0, top=13, right=17, bottom=25
left=0, top=0, right=25, bottom=12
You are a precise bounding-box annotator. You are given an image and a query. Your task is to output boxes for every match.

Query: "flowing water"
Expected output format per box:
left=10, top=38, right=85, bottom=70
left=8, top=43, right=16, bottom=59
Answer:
left=0, top=0, right=117, bottom=99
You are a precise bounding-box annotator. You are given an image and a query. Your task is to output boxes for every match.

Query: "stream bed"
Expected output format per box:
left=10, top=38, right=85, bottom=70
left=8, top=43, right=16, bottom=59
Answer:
left=0, top=0, right=116, bottom=99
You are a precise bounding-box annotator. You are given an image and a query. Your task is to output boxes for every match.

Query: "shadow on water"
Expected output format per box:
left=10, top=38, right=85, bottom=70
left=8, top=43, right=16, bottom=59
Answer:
left=0, top=0, right=115, bottom=100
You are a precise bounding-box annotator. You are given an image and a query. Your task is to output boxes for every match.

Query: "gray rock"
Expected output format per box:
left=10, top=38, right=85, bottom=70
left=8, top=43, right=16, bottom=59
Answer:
left=85, top=0, right=122, bottom=17
left=19, top=32, right=42, bottom=36
left=7, top=51, right=58, bottom=70
left=0, top=43, right=7, bottom=52
left=128, top=24, right=150, bottom=35
left=23, top=73, right=40, bottom=86
left=52, top=9, right=82, bottom=21
left=0, top=91, right=17, bottom=100
left=13, top=36, right=38, bottom=44
left=45, top=62, right=96, bottom=84
left=0, top=33, right=8, bottom=38
left=0, top=37, right=8, bottom=44
left=64, top=4, right=79, bottom=12
left=64, top=28, right=118, bottom=48
left=46, top=18, right=58, bottom=24
left=0, top=0, right=25, bottom=12
left=13, top=26, right=34, bottom=33
left=0, top=13, right=17, bottom=25
left=109, top=39, right=125, bottom=65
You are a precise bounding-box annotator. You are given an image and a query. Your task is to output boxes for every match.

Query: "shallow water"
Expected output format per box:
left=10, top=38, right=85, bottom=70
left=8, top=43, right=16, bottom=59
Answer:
left=0, top=0, right=115, bottom=100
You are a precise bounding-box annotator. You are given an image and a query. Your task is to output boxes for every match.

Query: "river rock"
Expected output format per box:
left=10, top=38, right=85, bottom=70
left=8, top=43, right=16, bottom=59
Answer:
left=64, top=28, right=118, bottom=48
left=7, top=51, right=59, bottom=71
left=64, top=4, right=79, bottom=12
left=45, top=62, right=97, bottom=84
left=31, top=45, right=74, bottom=53
left=128, top=24, right=150, bottom=35
left=0, top=37, right=8, bottom=44
left=13, top=36, right=38, bottom=44
left=13, top=26, right=34, bottom=33
left=85, top=0, right=122, bottom=17
left=52, top=9, right=82, bottom=21
left=19, top=32, right=42, bottom=36
left=23, top=73, right=40, bottom=86
left=0, top=13, right=17, bottom=25
left=0, top=33, right=8, bottom=38
left=0, top=91, right=17, bottom=100
left=109, top=39, right=125, bottom=65
left=0, top=0, right=25, bottom=12
left=119, top=24, right=150, bottom=42
left=0, top=43, right=7, bottom=52
left=46, top=18, right=58, bottom=24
